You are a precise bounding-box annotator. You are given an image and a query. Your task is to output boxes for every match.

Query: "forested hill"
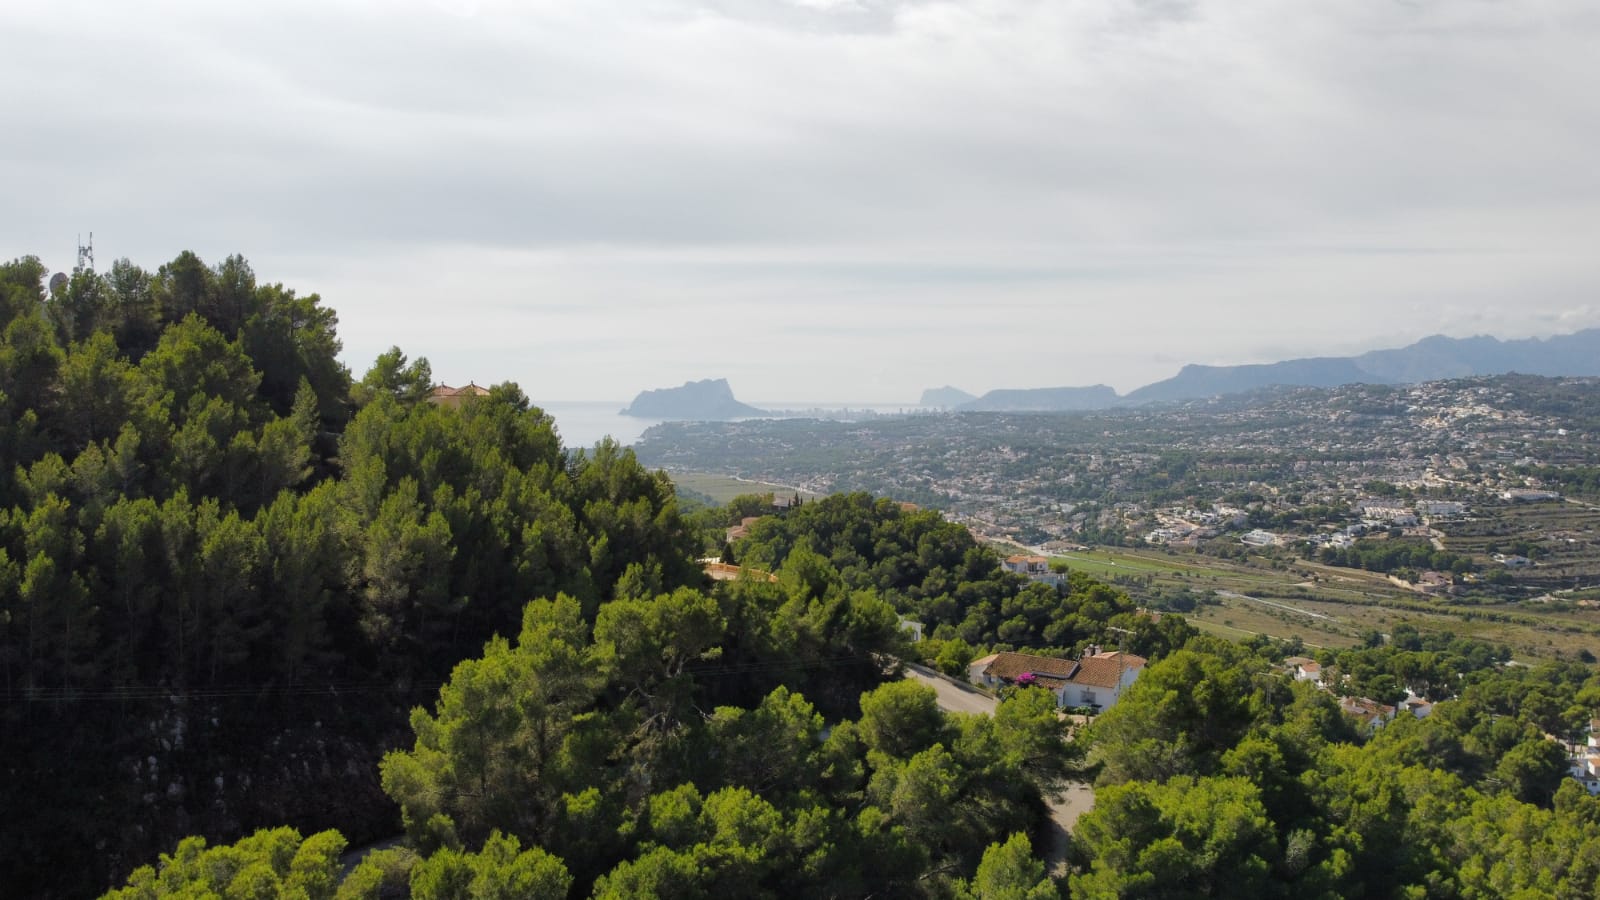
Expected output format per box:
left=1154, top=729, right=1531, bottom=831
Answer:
left=0, top=253, right=701, bottom=896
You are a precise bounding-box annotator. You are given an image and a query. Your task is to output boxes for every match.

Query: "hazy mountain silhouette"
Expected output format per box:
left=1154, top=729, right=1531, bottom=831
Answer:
left=959, top=385, right=1120, bottom=411
left=920, top=386, right=977, bottom=408
left=622, top=378, right=768, bottom=419
left=922, top=328, right=1600, bottom=411
left=1127, top=329, right=1600, bottom=404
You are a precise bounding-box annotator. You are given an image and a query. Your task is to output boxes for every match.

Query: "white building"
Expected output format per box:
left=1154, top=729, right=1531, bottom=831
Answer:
left=971, top=650, right=1147, bottom=711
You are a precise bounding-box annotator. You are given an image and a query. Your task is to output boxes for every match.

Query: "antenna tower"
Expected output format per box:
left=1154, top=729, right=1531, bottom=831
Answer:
left=76, top=232, right=95, bottom=272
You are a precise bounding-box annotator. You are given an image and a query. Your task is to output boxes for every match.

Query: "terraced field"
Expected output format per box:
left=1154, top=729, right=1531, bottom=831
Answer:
left=1438, top=500, right=1600, bottom=592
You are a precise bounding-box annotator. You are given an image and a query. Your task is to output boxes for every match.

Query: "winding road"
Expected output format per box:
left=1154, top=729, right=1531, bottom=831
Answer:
left=903, top=663, right=1095, bottom=874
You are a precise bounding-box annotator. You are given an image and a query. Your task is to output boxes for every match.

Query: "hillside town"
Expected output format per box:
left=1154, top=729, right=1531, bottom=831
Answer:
left=638, top=374, right=1600, bottom=598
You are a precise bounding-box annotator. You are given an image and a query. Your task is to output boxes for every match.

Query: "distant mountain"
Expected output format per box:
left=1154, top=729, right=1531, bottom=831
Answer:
left=920, top=386, right=977, bottom=408
left=1353, top=331, right=1600, bottom=383
left=622, top=378, right=768, bottom=420
left=1123, top=357, right=1378, bottom=405
left=959, top=384, right=1120, bottom=412
left=1125, top=329, right=1600, bottom=405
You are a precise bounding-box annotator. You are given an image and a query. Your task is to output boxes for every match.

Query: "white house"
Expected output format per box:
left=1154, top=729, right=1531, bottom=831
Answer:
left=1000, top=554, right=1066, bottom=586
left=1502, top=489, right=1561, bottom=502
left=1241, top=530, right=1278, bottom=548
left=1283, top=656, right=1324, bottom=685
left=1001, top=555, right=1050, bottom=576
left=971, top=650, right=1146, bottom=711
left=1339, top=696, right=1396, bottom=731
left=1416, top=501, right=1467, bottom=519
left=1399, top=692, right=1433, bottom=719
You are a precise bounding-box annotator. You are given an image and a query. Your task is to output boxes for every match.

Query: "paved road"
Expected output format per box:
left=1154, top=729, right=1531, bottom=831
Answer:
left=903, top=663, right=1095, bottom=874
left=904, top=664, right=999, bottom=715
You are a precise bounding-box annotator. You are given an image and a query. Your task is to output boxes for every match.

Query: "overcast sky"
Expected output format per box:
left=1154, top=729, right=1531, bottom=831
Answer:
left=5, top=0, right=1598, bottom=403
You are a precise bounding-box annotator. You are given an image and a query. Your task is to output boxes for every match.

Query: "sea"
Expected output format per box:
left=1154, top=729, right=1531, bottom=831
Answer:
left=533, top=401, right=929, bottom=451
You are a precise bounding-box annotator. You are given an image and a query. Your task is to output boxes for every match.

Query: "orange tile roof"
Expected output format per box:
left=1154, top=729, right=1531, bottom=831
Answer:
left=984, top=652, right=1078, bottom=681
left=1091, top=650, right=1148, bottom=669
left=428, top=383, right=492, bottom=406
left=1068, top=656, right=1136, bottom=689
left=981, top=651, right=1136, bottom=690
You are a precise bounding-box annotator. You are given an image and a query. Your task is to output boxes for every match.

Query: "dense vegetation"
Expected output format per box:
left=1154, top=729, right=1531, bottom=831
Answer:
left=1318, top=537, right=1478, bottom=578
left=1076, top=637, right=1600, bottom=897
left=100, top=501, right=1082, bottom=896
left=732, top=493, right=1193, bottom=661
left=0, top=253, right=699, bottom=896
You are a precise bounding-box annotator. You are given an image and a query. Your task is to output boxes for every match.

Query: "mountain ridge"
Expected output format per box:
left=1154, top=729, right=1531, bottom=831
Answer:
left=926, top=328, right=1600, bottom=411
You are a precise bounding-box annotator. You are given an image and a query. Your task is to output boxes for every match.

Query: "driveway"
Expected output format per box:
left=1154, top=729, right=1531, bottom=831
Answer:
left=902, top=662, right=1095, bottom=875
left=904, top=664, right=999, bottom=715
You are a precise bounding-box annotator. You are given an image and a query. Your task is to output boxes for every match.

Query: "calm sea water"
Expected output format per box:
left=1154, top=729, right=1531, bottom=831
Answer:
left=534, top=401, right=926, bottom=451
left=536, top=401, right=665, bottom=450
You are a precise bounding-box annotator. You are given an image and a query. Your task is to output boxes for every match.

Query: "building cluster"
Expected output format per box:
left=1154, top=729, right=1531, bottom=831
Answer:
left=1282, top=655, right=1434, bottom=731
left=638, top=374, right=1600, bottom=595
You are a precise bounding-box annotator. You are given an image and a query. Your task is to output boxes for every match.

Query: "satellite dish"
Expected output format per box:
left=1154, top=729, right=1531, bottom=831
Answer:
left=49, top=272, right=69, bottom=293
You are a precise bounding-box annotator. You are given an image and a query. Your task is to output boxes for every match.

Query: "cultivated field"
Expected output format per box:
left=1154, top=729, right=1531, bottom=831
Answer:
left=669, top=471, right=826, bottom=505
left=1034, top=545, right=1600, bottom=662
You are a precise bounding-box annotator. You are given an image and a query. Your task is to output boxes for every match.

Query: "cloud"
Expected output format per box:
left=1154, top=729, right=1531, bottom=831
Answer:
left=2, top=0, right=1597, bottom=400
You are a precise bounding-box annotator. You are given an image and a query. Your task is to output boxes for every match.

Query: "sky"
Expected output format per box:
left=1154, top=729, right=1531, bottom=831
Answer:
left=4, top=0, right=1598, bottom=403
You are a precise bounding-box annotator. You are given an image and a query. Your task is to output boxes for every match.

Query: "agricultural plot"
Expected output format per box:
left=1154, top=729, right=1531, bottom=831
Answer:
left=669, top=471, right=825, bottom=504
left=1438, top=500, right=1600, bottom=592
left=1044, top=545, right=1600, bottom=661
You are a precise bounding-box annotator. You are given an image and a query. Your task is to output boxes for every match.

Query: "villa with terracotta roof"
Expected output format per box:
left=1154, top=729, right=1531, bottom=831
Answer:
left=427, top=382, right=491, bottom=408
left=1000, top=554, right=1067, bottom=587
left=1001, top=555, right=1050, bottom=576
left=1284, top=656, right=1324, bottom=685
left=969, top=649, right=1146, bottom=711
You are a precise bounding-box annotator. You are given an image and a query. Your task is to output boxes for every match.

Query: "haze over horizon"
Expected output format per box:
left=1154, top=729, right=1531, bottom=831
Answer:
left=6, top=0, right=1598, bottom=403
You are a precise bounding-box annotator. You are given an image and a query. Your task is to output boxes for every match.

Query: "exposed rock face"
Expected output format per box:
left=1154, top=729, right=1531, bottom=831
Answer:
left=622, top=378, right=768, bottom=420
